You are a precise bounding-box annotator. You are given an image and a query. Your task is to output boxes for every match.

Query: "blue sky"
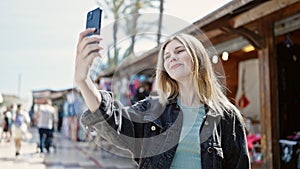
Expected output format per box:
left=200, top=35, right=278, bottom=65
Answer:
left=0, top=0, right=231, bottom=100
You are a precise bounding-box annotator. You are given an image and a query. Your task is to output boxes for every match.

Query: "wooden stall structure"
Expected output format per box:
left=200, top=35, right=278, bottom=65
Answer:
left=97, top=0, right=300, bottom=168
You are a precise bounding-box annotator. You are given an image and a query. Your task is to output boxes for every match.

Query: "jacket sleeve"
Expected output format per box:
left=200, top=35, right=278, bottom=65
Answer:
left=222, top=110, right=251, bottom=169
left=80, top=90, right=148, bottom=153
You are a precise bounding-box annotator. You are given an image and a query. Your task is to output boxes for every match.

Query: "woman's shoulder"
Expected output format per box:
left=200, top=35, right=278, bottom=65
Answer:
left=221, top=106, right=245, bottom=128
left=131, top=95, right=161, bottom=112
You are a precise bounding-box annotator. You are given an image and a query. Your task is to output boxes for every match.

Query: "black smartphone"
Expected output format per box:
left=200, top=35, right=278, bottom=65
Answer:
left=86, top=7, right=103, bottom=36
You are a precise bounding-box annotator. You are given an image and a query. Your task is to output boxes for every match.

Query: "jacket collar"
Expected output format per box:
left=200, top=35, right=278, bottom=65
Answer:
left=169, top=95, right=221, bottom=117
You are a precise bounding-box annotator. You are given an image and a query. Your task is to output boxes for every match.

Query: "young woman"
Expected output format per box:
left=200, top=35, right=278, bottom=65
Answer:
left=75, top=28, right=250, bottom=169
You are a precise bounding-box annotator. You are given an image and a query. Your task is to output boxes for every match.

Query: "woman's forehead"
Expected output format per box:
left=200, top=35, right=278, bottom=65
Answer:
left=164, top=39, right=183, bottom=50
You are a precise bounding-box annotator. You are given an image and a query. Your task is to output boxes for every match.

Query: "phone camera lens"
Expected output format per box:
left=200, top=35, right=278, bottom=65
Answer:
left=88, top=12, right=93, bottom=20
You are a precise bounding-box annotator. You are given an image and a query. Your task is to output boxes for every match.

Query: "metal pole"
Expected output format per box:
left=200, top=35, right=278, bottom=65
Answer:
left=18, top=73, right=21, bottom=97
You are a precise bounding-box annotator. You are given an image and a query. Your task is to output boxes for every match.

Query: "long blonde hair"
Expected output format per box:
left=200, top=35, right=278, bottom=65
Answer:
left=155, top=33, right=238, bottom=114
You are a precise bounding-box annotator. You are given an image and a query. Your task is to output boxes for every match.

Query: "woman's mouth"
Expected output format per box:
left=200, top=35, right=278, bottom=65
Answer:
left=170, top=64, right=182, bottom=70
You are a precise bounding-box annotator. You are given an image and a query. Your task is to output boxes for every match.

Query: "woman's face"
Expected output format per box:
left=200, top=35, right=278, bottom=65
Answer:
left=163, top=39, right=193, bottom=81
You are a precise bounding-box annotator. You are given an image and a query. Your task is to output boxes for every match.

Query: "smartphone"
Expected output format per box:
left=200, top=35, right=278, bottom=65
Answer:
left=86, top=7, right=103, bottom=36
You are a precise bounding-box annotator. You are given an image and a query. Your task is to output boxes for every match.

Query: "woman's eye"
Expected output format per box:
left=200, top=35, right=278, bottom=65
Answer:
left=176, top=49, right=185, bottom=53
left=164, top=55, right=170, bottom=60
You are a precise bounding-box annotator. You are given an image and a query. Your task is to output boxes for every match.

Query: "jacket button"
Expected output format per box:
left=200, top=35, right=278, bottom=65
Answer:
left=204, top=121, right=209, bottom=125
left=207, top=147, right=213, bottom=153
left=151, top=126, right=156, bottom=131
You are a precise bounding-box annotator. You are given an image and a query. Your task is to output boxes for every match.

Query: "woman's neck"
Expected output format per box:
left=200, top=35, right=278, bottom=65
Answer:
left=178, top=80, right=201, bottom=107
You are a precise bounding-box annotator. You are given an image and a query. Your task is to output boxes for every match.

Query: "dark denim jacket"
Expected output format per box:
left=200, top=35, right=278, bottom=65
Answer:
left=81, top=90, right=250, bottom=169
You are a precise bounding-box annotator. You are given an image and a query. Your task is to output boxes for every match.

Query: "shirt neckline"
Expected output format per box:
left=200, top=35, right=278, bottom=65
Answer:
left=177, top=98, right=204, bottom=110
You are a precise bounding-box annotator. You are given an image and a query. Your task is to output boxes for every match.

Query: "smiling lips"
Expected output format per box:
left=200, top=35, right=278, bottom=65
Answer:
left=170, top=63, right=182, bottom=70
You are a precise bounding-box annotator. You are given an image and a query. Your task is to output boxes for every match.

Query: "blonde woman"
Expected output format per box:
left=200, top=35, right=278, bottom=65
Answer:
left=75, top=29, right=250, bottom=169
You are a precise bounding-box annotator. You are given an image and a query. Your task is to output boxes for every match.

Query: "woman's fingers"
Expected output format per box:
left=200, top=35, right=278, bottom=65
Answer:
left=85, top=52, right=102, bottom=66
left=75, top=29, right=104, bottom=82
left=77, top=35, right=102, bottom=57
left=75, top=51, right=101, bottom=82
left=76, top=42, right=102, bottom=67
left=78, top=28, right=96, bottom=42
left=77, top=45, right=102, bottom=65
left=80, top=43, right=103, bottom=60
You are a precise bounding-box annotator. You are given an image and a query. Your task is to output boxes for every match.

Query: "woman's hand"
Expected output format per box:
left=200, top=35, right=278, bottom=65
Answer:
left=75, top=28, right=103, bottom=84
left=74, top=29, right=103, bottom=112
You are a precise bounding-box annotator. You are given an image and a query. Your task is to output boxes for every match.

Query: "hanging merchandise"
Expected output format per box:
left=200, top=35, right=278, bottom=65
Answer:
left=99, top=77, right=112, bottom=91
left=69, top=116, right=78, bottom=141
left=129, top=75, right=153, bottom=105
left=279, top=139, right=300, bottom=168
left=235, top=59, right=261, bottom=122
left=73, top=92, right=88, bottom=141
left=119, top=78, right=131, bottom=106
left=138, top=75, right=146, bottom=82
left=62, top=115, right=70, bottom=138
left=238, top=67, right=250, bottom=108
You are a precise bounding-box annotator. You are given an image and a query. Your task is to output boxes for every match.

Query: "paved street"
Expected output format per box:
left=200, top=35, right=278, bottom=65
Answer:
left=0, top=127, right=137, bottom=169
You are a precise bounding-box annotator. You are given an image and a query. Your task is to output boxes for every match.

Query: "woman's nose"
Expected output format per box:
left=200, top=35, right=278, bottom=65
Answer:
left=170, top=54, right=178, bottom=62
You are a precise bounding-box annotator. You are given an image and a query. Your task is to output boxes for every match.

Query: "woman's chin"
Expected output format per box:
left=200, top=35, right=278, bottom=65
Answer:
left=170, top=73, right=192, bottom=82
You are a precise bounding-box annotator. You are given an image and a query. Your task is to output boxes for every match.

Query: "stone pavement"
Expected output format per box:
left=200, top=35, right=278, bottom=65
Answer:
left=0, top=127, right=137, bottom=169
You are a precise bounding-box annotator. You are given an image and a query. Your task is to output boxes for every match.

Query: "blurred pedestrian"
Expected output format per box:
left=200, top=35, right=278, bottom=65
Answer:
left=12, top=104, right=30, bottom=156
left=1, top=105, right=13, bottom=142
left=34, top=99, right=56, bottom=155
left=76, top=30, right=250, bottom=168
left=57, top=105, right=63, bottom=132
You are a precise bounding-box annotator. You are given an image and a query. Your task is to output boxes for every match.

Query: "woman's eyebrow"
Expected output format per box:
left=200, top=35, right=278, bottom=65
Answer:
left=175, top=45, right=184, bottom=50
left=164, top=51, right=170, bottom=56
left=164, top=45, right=184, bottom=56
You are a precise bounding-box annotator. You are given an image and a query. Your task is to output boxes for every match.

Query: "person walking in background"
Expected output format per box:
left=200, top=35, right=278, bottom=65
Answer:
left=57, top=105, right=63, bottom=132
left=35, top=99, right=56, bottom=155
left=75, top=29, right=250, bottom=169
left=12, top=104, right=30, bottom=156
left=1, top=105, right=13, bottom=142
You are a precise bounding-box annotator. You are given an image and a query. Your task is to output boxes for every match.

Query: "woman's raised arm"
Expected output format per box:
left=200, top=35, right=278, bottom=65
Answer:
left=74, top=28, right=103, bottom=113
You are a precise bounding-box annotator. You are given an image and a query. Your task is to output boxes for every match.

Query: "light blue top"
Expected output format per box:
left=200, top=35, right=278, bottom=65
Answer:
left=170, top=99, right=206, bottom=169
